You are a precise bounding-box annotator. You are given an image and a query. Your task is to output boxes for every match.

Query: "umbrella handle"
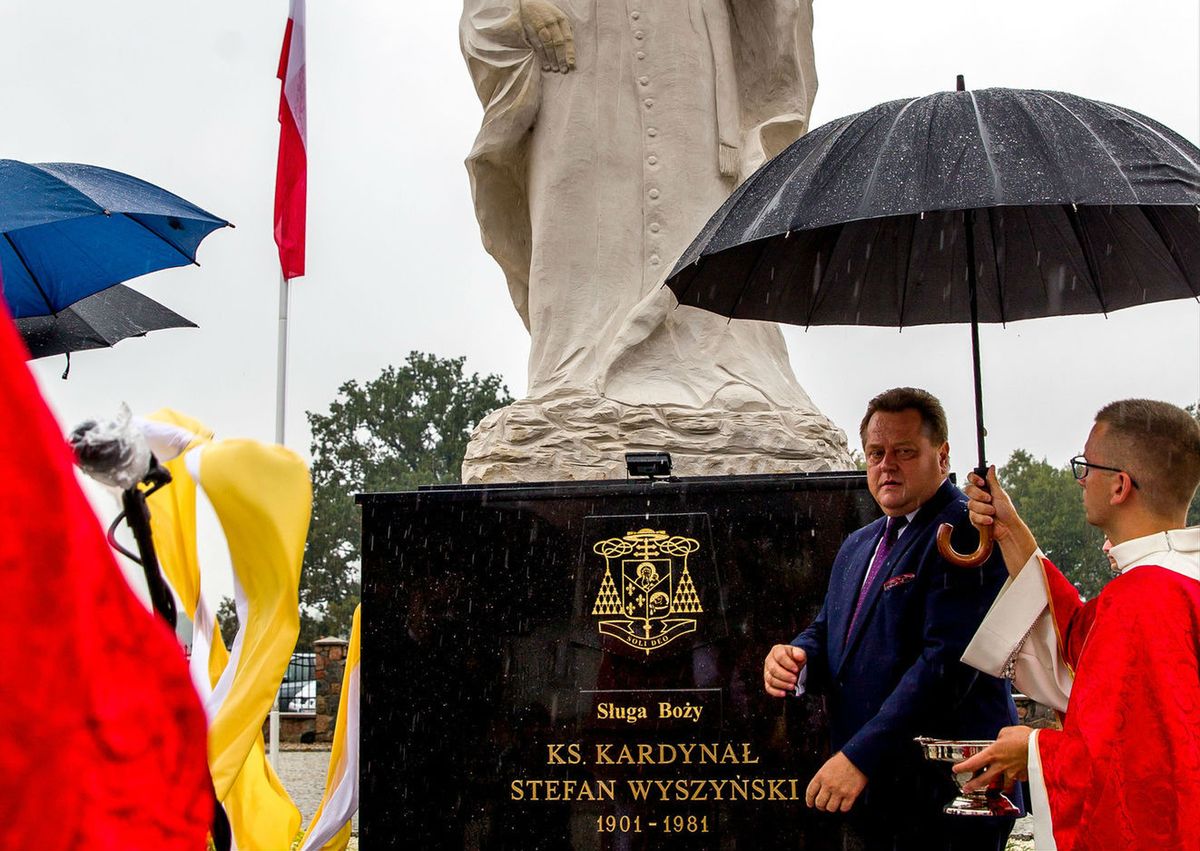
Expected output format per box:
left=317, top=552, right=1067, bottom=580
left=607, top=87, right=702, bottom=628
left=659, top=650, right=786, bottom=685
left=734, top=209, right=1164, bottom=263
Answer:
left=936, top=521, right=993, bottom=567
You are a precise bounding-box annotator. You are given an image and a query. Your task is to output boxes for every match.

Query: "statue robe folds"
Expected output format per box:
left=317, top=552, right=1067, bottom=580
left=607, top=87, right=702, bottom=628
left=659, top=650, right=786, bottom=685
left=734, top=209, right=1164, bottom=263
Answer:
left=458, top=0, right=854, bottom=477
left=461, top=0, right=848, bottom=480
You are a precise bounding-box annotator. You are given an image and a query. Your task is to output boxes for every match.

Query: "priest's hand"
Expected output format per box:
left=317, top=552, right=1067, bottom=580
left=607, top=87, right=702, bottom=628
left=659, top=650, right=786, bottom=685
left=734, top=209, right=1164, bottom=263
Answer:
left=965, top=466, right=1038, bottom=576
left=763, top=644, right=806, bottom=697
left=954, top=725, right=1032, bottom=792
left=805, top=752, right=867, bottom=812
left=519, top=0, right=576, bottom=73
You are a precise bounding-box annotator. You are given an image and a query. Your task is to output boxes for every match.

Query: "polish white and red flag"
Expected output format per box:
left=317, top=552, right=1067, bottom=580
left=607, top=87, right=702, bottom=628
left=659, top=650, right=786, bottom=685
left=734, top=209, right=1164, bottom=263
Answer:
left=274, top=0, right=306, bottom=280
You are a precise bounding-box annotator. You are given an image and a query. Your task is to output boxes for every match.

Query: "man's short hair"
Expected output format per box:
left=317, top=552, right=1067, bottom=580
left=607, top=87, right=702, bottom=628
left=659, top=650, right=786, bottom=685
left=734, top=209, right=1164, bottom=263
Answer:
left=1095, top=399, right=1200, bottom=516
left=859, top=387, right=949, bottom=446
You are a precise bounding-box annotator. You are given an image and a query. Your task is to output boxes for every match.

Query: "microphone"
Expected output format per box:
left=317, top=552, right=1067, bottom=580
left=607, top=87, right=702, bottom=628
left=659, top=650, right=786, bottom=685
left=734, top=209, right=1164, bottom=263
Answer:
left=69, top=404, right=153, bottom=491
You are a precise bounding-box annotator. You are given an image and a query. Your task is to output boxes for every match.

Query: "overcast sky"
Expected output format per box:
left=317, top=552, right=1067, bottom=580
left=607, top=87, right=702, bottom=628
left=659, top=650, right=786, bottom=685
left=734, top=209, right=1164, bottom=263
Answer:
left=2, top=1, right=1197, bottom=602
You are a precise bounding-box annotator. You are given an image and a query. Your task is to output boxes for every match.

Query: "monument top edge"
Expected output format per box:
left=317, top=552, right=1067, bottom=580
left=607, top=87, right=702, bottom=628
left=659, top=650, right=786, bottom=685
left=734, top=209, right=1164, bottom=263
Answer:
left=355, top=469, right=866, bottom=506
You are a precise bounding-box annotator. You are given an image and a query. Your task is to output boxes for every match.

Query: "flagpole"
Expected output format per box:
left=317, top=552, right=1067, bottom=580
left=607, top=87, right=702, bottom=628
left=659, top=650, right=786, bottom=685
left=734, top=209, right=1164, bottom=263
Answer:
left=274, top=0, right=304, bottom=776
left=270, top=270, right=290, bottom=770
left=275, top=271, right=289, bottom=446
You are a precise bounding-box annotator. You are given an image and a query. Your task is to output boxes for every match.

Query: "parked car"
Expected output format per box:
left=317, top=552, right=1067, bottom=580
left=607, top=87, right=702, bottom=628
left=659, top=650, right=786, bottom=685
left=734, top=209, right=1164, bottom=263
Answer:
left=287, top=680, right=315, bottom=713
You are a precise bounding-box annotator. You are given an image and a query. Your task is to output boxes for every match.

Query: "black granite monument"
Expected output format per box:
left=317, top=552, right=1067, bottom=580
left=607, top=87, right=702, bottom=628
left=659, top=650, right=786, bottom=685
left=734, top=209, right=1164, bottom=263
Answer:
left=360, top=471, right=878, bottom=849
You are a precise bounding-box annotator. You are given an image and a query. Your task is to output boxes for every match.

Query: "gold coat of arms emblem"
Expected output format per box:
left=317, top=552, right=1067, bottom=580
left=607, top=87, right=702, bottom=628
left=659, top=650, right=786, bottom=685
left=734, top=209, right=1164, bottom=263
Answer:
left=591, top=528, right=703, bottom=654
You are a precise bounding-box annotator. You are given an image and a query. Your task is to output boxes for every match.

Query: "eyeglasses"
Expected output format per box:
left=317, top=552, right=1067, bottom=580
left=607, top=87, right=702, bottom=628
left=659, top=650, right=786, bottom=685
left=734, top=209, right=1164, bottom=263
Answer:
left=1069, top=455, right=1139, bottom=489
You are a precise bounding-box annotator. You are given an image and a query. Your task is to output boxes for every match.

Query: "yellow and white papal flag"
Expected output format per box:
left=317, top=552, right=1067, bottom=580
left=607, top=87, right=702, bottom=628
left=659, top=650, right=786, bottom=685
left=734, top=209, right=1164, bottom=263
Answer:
left=144, top=410, right=308, bottom=850
left=298, top=604, right=361, bottom=851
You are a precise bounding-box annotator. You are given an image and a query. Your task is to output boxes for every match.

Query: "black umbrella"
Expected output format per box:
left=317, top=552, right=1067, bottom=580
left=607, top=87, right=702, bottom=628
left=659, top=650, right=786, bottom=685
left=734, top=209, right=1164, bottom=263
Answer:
left=16, top=283, right=196, bottom=361
left=667, top=79, right=1200, bottom=563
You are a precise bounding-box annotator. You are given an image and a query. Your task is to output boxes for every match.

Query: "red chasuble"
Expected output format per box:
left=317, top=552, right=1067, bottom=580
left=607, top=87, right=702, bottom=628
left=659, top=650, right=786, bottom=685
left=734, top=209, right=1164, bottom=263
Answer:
left=0, top=303, right=211, bottom=849
left=1039, top=555, right=1100, bottom=687
left=1034, top=559, right=1200, bottom=851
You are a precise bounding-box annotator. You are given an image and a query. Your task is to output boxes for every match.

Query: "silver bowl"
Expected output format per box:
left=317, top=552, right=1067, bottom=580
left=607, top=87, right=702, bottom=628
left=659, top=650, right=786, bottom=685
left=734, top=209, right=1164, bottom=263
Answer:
left=914, top=737, right=1021, bottom=817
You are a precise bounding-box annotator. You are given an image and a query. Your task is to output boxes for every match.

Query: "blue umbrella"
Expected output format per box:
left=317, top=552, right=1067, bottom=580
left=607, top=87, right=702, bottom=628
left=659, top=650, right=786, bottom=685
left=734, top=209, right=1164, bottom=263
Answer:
left=0, top=160, right=230, bottom=319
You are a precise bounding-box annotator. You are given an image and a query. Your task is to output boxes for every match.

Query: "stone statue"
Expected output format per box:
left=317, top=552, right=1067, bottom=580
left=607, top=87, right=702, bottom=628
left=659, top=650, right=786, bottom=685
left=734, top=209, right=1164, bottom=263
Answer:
left=460, top=0, right=850, bottom=481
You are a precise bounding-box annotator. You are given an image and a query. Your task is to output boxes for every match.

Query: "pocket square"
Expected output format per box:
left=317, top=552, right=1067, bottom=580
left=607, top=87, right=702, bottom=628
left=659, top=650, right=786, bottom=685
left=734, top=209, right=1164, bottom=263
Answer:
left=883, top=573, right=916, bottom=590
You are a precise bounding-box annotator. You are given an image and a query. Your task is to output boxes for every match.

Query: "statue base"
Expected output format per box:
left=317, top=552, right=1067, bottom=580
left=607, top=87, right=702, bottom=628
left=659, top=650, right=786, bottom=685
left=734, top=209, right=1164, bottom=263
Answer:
left=463, top=394, right=851, bottom=483
left=359, top=471, right=879, bottom=849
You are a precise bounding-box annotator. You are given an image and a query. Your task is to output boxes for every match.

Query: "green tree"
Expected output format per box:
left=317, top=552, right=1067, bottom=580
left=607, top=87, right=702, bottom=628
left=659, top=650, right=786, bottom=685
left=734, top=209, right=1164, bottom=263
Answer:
left=217, top=595, right=238, bottom=649
left=299, top=352, right=512, bottom=644
left=999, top=449, right=1108, bottom=600
left=1188, top=404, right=1200, bottom=527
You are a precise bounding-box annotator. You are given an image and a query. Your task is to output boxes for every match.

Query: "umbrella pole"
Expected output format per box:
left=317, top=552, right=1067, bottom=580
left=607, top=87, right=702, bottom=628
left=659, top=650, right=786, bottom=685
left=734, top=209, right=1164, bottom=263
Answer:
left=937, top=208, right=994, bottom=567
left=964, top=209, right=987, bottom=471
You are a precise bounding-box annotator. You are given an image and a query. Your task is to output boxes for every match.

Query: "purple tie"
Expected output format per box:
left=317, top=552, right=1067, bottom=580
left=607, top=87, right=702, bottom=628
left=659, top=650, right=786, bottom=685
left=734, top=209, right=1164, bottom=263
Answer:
left=848, top=515, right=907, bottom=635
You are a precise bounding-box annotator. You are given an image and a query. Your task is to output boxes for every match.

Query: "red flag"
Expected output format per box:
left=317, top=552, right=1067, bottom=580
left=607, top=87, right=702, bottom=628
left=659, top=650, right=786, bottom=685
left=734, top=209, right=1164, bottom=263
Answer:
left=0, top=292, right=211, bottom=848
left=274, top=0, right=307, bottom=280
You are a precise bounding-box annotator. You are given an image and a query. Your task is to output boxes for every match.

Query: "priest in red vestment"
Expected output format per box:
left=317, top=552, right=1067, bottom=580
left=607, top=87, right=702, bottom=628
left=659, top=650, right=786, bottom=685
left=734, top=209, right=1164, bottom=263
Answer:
left=952, top=399, right=1200, bottom=851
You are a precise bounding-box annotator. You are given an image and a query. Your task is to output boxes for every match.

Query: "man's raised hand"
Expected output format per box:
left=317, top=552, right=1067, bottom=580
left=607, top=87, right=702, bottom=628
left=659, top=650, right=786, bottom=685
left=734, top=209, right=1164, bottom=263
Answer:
left=964, top=466, right=1038, bottom=574
left=519, top=0, right=576, bottom=73
left=763, top=644, right=806, bottom=697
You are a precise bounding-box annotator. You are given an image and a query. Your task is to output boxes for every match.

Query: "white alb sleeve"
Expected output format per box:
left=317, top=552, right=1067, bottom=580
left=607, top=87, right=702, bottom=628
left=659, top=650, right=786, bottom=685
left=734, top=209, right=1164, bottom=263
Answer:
left=961, top=549, right=1072, bottom=712
left=1027, top=729, right=1058, bottom=850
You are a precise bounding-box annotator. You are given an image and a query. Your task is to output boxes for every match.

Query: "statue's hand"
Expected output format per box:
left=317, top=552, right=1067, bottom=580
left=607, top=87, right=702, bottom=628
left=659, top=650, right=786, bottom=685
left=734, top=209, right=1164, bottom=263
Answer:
left=519, top=0, right=576, bottom=74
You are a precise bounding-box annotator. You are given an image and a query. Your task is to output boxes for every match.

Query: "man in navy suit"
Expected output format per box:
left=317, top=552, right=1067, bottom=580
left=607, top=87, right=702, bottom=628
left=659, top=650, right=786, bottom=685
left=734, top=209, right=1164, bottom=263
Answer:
left=763, top=387, right=1019, bottom=850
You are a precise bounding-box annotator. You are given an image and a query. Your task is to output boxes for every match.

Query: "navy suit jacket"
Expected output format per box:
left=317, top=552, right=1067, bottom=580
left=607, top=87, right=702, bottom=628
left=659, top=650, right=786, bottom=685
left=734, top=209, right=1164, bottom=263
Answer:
left=793, top=478, right=1019, bottom=799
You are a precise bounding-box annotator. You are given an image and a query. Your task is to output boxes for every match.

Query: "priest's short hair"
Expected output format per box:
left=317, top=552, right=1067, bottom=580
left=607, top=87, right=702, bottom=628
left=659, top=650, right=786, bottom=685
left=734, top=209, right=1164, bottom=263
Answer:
left=1095, top=399, right=1200, bottom=517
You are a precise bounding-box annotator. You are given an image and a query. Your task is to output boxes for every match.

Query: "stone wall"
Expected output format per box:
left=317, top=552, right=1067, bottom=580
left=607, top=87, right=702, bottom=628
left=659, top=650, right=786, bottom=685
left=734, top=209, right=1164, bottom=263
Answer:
left=314, top=636, right=349, bottom=744
left=274, top=712, right=315, bottom=744
left=261, top=707, right=315, bottom=745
